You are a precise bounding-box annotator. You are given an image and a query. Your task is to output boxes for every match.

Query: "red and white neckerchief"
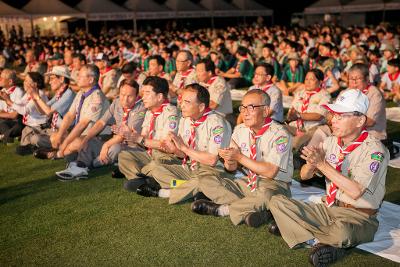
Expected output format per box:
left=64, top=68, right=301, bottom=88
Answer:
left=179, top=68, right=194, bottom=89
left=6, top=86, right=16, bottom=95
left=177, top=68, right=194, bottom=103
left=362, top=84, right=372, bottom=95
left=389, top=71, right=400, bottom=82
left=182, top=108, right=212, bottom=170
left=309, top=59, right=315, bottom=70
left=260, top=82, right=273, bottom=92
left=159, top=72, right=166, bottom=78
left=122, top=96, right=142, bottom=124
left=147, top=99, right=169, bottom=155
left=247, top=117, right=273, bottom=192
left=296, top=88, right=321, bottom=132
left=99, top=67, right=113, bottom=89
left=141, top=55, right=149, bottom=71
left=325, top=129, right=369, bottom=207
left=22, top=95, right=33, bottom=125
left=50, top=88, right=67, bottom=131
left=206, top=76, right=218, bottom=87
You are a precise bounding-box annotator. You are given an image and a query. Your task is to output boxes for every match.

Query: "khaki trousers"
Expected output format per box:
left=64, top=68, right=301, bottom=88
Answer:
left=269, top=195, right=379, bottom=249
left=199, top=174, right=291, bottom=225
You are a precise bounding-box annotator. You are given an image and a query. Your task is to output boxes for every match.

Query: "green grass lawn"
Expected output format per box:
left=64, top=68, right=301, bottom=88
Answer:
left=1, top=120, right=399, bottom=266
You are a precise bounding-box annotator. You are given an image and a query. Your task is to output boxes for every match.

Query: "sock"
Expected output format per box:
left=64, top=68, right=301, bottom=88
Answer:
left=217, top=205, right=230, bottom=217
left=158, top=189, right=171, bottom=198
left=305, top=238, right=319, bottom=247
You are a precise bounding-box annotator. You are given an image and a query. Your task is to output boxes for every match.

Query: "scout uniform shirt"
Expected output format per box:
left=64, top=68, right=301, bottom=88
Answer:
left=323, top=134, right=388, bottom=210
left=232, top=121, right=293, bottom=183
left=141, top=103, right=179, bottom=140
left=0, top=86, right=24, bottom=112
left=200, top=76, right=233, bottom=116
left=172, top=69, right=197, bottom=90
left=100, top=97, right=146, bottom=134
left=68, top=88, right=110, bottom=135
left=249, top=84, right=284, bottom=122
left=12, top=90, right=48, bottom=127
left=289, top=88, right=331, bottom=131
left=178, top=112, right=232, bottom=163
left=100, top=68, right=119, bottom=96
left=381, top=71, right=400, bottom=91
left=46, top=88, right=76, bottom=129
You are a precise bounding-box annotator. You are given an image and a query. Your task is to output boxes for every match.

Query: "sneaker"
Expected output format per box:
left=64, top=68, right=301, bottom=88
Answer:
left=55, top=162, right=89, bottom=181
left=308, top=244, right=346, bottom=267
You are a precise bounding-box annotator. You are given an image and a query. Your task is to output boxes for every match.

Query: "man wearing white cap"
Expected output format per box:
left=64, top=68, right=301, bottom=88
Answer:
left=268, top=89, right=389, bottom=267
left=94, top=53, right=120, bottom=99
left=29, top=66, right=75, bottom=152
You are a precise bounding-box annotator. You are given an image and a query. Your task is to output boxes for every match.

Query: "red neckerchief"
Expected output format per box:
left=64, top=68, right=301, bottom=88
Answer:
left=182, top=108, right=212, bottom=170
left=147, top=99, right=169, bottom=155
left=6, top=86, right=16, bottom=95
left=261, top=82, right=273, bottom=92
left=326, top=129, right=369, bottom=207
left=122, top=96, right=142, bottom=124
left=22, top=95, right=33, bottom=125
left=247, top=117, right=273, bottom=192
left=362, top=84, right=372, bottom=95
left=50, top=87, right=68, bottom=131
left=296, top=88, right=321, bottom=131
left=389, top=71, right=400, bottom=82
left=206, top=76, right=218, bottom=86
left=99, top=67, right=113, bottom=89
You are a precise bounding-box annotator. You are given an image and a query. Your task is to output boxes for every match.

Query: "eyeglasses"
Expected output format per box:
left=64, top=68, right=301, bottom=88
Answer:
left=238, top=104, right=266, bottom=113
left=332, top=112, right=363, bottom=120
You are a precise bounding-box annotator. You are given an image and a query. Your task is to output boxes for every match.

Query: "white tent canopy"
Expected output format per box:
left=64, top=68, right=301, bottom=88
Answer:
left=342, top=0, right=385, bottom=13
left=304, top=0, right=343, bottom=14
left=22, top=0, right=84, bottom=17
left=76, top=0, right=132, bottom=21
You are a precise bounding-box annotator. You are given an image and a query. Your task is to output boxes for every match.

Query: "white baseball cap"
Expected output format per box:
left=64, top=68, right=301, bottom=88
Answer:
left=322, top=89, right=369, bottom=114
left=45, top=65, right=72, bottom=80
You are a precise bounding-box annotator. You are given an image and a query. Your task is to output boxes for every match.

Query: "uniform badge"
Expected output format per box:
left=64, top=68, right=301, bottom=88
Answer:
left=240, top=142, right=248, bottom=152
left=369, top=161, right=380, bottom=173
left=371, top=152, right=384, bottom=163
left=214, top=135, right=222, bottom=144
left=138, top=112, right=146, bottom=118
left=212, top=126, right=224, bottom=135
left=327, top=153, right=337, bottom=164
left=275, top=136, right=288, bottom=153
left=169, top=121, right=177, bottom=130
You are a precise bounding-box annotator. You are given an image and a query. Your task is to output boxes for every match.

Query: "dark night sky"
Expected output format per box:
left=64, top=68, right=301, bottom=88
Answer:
left=3, top=0, right=317, bottom=25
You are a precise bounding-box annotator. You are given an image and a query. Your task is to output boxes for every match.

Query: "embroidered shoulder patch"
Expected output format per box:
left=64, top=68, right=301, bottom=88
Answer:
left=212, top=126, right=224, bottom=135
left=275, top=136, right=288, bottom=145
left=371, top=152, right=384, bottom=162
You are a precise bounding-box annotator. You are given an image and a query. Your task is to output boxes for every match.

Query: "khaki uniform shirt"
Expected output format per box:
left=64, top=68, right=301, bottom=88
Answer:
left=200, top=76, right=233, bottom=116
left=141, top=104, right=179, bottom=140
left=323, top=134, right=388, bottom=209
left=232, top=121, right=293, bottom=183
left=101, top=68, right=119, bottom=95
left=100, top=97, right=146, bottom=133
left=364, top=86, right=387, bottom=140
left=172, top=69, right=197, bottom=89
left=69, top=89, right=110, bottom=135
left=289, top=88, right=331, bottom=131
left=178, top=112, right=231, bottom=156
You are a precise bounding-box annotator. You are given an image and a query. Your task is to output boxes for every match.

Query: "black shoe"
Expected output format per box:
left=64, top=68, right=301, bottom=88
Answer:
left=191, top=199, right=220, bottom=216
left=268, top=220, right=281, bottom=236
left=123, top=178, right=147, bottom=192
left=308, top=244, right=345, bottom=267
left=245, top=211, right=272, bottom=228
left=111, top=168, right=125, bottom=179
left=193, top=192, right=211, bottom=202
left=33, top=148, right=57, bottom=159
left=136, top=183, right=160, bottom=197
left=15, top=144, right=35, bottom=156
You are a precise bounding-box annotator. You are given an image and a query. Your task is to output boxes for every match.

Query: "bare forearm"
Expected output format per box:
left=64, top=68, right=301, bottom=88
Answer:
left=317, top=161, right=364, bottom=199
left=82, top=120, right=106, bottom=143
left=61, top=121, right=89, bottom=148
left=237, top=154, right=279, bottom=179
left=181, top=146, right=218, bottom=166
left=58, top=112, right=74, bottom=136
left=300, top=163, right=316, bottom=180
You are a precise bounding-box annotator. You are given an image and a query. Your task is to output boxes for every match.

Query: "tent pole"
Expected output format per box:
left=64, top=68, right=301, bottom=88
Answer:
left=30, top=15, right=34, bottom=37
left=85, top=13, right=89, bottom=34
left=133, top=13, right=137, bottom=35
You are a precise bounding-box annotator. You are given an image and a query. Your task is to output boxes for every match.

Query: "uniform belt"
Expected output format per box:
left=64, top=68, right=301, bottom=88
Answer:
left=336, top=200, right=377, bottom=216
